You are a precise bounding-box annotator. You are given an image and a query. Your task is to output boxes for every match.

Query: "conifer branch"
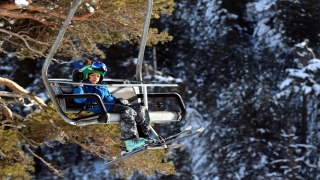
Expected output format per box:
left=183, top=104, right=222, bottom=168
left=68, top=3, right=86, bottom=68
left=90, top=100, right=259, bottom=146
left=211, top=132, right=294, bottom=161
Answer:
left=67, top=135, right=113, bottom=160
left=18, top=131, right=42, bottom=147
left=24, top=144, right=64, bottom=177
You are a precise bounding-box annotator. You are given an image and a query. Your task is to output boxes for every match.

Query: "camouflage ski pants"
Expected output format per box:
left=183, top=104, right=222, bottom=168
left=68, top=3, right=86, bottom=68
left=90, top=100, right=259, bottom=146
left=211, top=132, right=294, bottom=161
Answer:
left=108, top=104, right=151, bottom=140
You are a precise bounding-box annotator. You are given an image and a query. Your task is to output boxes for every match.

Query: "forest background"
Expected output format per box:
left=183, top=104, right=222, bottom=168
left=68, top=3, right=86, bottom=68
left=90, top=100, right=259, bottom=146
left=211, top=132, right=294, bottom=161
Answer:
left=1, top=0, right=320, bottom=179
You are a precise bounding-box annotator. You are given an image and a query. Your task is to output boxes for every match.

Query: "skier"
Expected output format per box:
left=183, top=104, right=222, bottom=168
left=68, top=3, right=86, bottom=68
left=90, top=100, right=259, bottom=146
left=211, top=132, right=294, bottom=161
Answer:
left=72, top=60, right=152, bottom=152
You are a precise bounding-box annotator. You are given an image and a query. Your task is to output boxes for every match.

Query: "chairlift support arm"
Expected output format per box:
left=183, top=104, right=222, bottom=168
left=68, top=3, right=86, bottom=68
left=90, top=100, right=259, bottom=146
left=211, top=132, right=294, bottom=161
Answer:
left=41, top=0, right=82, bottom=125
left=136, top=0, right=153, bottom=82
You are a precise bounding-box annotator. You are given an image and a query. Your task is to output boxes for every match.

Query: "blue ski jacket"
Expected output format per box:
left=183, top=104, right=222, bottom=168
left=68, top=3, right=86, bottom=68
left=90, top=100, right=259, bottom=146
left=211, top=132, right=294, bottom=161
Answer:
left=73, top=80, right=117, bottom=114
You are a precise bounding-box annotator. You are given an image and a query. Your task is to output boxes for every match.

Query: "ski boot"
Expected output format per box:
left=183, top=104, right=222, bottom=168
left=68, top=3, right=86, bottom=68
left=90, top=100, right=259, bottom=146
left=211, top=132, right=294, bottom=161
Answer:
left=124, top=138, right=147, bottom=152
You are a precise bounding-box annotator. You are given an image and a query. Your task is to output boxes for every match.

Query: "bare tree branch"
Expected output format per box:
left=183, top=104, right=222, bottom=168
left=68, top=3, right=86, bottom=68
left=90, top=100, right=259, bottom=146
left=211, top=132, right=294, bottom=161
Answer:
left=0, top=3, right=97, bottom=24
left=0, top=90, right=39, bottom=98
left=0, top=119, right=13, bottom=125
left=0, top=104, right=12, bottom=120
left=0, top=77, right=47, bottom=109
left=0, top=28, right=47, bottom=57
left=0, top=9, right=50, bottom=25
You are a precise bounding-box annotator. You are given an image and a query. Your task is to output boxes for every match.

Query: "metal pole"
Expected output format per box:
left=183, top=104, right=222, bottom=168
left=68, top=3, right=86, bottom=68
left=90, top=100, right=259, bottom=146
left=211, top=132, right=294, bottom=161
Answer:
left=136, top=0, right=153, bottom=81
left=134, top=0, right=161, bottom=140
left=41, top=0, right=82, bottom=125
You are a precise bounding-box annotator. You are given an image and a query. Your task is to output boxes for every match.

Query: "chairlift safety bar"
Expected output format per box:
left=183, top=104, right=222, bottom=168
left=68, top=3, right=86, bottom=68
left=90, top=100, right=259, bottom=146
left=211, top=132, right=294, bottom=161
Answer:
left=49, top=81, right=178, bottom=87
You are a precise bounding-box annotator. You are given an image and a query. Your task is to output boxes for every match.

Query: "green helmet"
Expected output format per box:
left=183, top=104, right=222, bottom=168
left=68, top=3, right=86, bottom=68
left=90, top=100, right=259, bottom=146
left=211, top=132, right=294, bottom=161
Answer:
left=81, top=61, right=107, bottom=83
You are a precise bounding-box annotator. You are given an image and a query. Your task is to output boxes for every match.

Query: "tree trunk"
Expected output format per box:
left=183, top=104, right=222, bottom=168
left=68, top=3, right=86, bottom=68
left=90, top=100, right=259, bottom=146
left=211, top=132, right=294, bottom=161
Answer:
left=153, top=46, right=157, bottom=77
left=301, top=95, right=307, bottom=145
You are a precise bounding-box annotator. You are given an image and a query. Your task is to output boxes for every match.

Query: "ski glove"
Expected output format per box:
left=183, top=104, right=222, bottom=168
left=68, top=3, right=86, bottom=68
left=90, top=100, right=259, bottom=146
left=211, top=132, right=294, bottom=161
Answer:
left=72, top=69, right=83, bottom=87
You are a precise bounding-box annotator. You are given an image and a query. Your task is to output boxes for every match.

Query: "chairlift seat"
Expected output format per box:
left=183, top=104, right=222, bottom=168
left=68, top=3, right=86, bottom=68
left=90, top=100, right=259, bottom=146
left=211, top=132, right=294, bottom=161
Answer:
left=49, top=79, right=184, bottom=124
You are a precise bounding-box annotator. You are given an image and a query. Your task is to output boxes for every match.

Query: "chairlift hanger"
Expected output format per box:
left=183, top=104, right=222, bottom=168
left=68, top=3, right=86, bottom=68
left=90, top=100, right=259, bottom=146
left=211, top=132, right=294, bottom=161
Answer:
left=41, top=0, right=186, bottom=130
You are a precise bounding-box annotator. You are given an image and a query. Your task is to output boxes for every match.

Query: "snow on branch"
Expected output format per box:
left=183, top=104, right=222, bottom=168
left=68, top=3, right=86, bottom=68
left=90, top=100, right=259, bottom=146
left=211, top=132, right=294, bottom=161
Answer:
left=278, top=55, right=320, bottom=97
left=280, top=129, right=297, bottom=138
left=286, top=69, right=309, bottom=80
left=280, top=78, right=294, bottom=90
left=288, top=144, right=317, bottom=150
left=270, top=159, right=289, bottom=164
left=305, top=60, right=320, bottom=72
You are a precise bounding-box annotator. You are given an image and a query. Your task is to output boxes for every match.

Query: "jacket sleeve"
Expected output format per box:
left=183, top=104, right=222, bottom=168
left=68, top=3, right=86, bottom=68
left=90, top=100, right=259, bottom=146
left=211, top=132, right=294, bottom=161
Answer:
left=73, top=87, right=86, bottom=103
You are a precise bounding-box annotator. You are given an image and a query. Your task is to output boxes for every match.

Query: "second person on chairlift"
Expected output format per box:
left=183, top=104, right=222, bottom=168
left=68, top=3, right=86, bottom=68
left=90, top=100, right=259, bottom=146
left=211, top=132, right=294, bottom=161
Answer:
left=72, top=60, right=153, bottom=152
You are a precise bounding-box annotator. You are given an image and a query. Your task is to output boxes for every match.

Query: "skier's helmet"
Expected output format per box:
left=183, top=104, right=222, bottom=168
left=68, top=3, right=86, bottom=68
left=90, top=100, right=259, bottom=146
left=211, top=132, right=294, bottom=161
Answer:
left=82, top=60, right=107, bottom=83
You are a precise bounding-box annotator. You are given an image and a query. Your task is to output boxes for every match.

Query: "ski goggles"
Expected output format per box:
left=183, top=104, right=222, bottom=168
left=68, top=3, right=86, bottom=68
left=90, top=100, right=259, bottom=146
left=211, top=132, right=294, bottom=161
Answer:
left=91, top=62, right=107, bottom=72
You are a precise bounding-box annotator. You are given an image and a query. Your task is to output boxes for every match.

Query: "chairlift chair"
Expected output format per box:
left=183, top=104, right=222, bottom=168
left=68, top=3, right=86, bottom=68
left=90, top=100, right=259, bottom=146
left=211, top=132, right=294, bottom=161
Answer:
left=41, top=0, right=186, bottom=138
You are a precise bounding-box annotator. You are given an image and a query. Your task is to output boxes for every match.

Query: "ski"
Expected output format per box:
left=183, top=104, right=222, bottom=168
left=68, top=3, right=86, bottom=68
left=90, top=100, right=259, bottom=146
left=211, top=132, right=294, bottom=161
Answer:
left=147, top=144, right=185, bottom=150
left=104, top=127, right=204, bottom=166
left=153, top=126, right=192, bottom=144
left=104, top=144, right=185, bottom=166
left=152, top=127, right=204, bottom=146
